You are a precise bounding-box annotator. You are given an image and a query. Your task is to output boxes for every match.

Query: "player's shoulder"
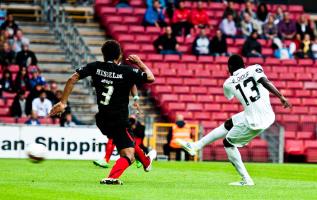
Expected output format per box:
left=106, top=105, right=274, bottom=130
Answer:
left=246, top=64, right=264, bottom=73
left=223, top=76, right=233, bottom=87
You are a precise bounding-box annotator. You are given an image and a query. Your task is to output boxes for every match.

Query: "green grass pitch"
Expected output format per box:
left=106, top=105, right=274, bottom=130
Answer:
left=0, top=159, right=317, bottom=200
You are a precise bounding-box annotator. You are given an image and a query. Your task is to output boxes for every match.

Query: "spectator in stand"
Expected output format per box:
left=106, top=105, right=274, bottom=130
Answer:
left=153, top=26, right=180, bottom=55
left=262, top=14, right=278, bottom=40
left=274, top=6, right=284, bottom=24
left=296, top=14, right=314, bottom=40
left=0, top=70, right=14, bottom=94
left=0, top=14, right=19, bottom=39
left=45, top=81, right=59, bottom=104
left=278, top=12, right=296, bottom=40
left=241, top=13, right=262, bottom=38
left=0, top=30, right=10, bottom=48
left=295, top=33, right=314, bottom=59
left=190, top=1, right=209, bottom=28
left=222, top=0, right=239, bottom=24
left=192, top=28, right=210, bottom=55
left=0, top=42, right=15, bottom=67
left=114, top=0, right=130, bottom=8
left=13, top=30, right=29, bottom=53
left=0, top=9, right=6, bottom=25
left=242, top=31, right=262, bottom=58
left=29, top=68, right=46, bottom=89
left=25, top=111, right=41, bottom=126
left=219, top=13, right=237, bottom=38
left=311, top=38, right=317, bottom=59
left=256, top=3, right=268, bottom=24
left=172, top=1, right=192, bottom=37
left=143, top=0, right=166, bottom=27
left=240, top=0, right=256, bottom=19
left=16, top=42, right=37, bottom=68
left=32, top=90, right=52, bottom=118
left=146, top=0, right=166, bottom=8
left=62, top=113, right=77, bottom=127
left=10, top=90, right=28, bottom=118
left=164, top=114, right=192, bottom=161
left=25, top=84, right=43, bottom=116
left=14, top=66, right=31, bottom=92
left=210, top=30, right=228, bottom=57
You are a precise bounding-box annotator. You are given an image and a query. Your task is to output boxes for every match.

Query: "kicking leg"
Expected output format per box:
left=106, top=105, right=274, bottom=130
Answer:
left=177, top=119, right=233, bottom=156
left=223, top=138, right=254, bottom=186
left=134, top=144, right=157, bottom=172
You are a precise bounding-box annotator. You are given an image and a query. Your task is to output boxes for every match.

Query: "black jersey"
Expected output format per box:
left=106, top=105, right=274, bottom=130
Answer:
left=76, top=61, right=147, bottom=122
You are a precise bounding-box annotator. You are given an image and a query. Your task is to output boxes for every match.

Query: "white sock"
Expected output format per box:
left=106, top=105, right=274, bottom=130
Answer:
left=225, top=147, right=251, bottom=180
left=194, top=124, right=228, bottom=150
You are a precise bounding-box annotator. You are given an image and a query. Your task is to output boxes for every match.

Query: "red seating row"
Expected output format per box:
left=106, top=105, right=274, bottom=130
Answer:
left=285, top=140, right=317, bottom=162
left=0, top=116, right=60, bottom=125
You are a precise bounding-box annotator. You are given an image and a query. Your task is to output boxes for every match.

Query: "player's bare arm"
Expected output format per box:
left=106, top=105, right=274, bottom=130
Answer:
left=258, top=77, right=292, bottom=109
left=126, top=55, right=155, bottom=83
left=131, top=84, right=143, bottom=114
left=49, top=72, right=80, bottom=116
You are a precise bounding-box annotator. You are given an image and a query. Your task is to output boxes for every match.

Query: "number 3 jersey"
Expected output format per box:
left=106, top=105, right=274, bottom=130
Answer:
left=76, top=61, right=148, bottom=124
left=223, top=64, right=275, bottom=130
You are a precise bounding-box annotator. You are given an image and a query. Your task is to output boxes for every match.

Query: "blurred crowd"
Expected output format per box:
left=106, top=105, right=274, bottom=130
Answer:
left=116, top=0, right=317, bottom=60
left=0, top=13, right=78, bottom=127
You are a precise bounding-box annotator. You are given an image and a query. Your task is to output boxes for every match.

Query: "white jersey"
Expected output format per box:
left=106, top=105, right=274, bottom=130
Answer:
left=223, top=64, right=275, bottom=130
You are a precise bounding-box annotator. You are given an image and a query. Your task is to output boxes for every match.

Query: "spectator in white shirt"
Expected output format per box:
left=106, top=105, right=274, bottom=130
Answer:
left=32, top=90, right=52, bottom=117
left=13, top=30, right=29, bottom=53
left=63, top=113, right=77, bottom=127
left=219, top=13, right=237, bottom=38
left=192, top=28, right=211, bottom=55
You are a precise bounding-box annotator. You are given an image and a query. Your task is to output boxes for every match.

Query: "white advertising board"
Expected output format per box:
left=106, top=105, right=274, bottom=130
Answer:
left=0, top=125, right=119, bottom=160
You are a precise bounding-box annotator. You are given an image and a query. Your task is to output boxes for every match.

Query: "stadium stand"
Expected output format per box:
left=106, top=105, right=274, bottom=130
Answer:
left=94, top=0, right=317, bottom=162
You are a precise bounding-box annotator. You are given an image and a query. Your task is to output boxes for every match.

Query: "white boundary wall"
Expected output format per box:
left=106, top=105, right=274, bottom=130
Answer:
left=0, top=125, right=119, bottom=160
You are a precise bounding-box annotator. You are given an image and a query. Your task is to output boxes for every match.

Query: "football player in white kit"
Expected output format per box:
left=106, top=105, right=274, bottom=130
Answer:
left=177, top=55, right=292, bottom=186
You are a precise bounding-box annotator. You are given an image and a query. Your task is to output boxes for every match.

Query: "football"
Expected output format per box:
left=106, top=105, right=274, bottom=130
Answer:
left=26, top=143, right=47, bottom=163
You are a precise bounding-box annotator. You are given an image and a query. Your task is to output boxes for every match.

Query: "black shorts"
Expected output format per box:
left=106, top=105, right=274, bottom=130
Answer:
left=95, top=112, right=134, bottom=151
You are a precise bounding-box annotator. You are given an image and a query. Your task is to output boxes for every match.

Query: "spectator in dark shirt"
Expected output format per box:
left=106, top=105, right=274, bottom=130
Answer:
left=14, top=66, right=31, bottom=92
left=222, top=0, right=238, bottom=23
left=172, top=1, right=192, bottom=37
left=0, top=14, right=19, bottom=38
left=296, top=14, right=314, bottom=40
left=278, top=12, right=296, bottom=40
left=242, top=31, right=262, bottom=58
left=256, top=3, right=268, bottom=24
left=15, top=42, right=38, bottom=68
left=240, top=0, right=256, bottom=19
left=192, top=28, right=210, bottom=55
left=25, top=110, right=41, bottom=126
left=143, top=0, right=166, bottom=27
left=114, top=0, right=130, bottom=8
left=210, top=30, right=228, bottom=56
left=25, top=84, right=43, bottom=116
left=45, top=81, right=59, bottom=104
left=0, top=42, right=15, bottom=67
left=153, top=26, right=180, bottom=55
left=146, top=0, right=166, bottom=8
left=10, top=90, right=28, bottom=118
left=263, top=14, right=278, bottom=40
left=0, top=70, right=14, bottom=94
left=29, top=68, right=46, bottom=89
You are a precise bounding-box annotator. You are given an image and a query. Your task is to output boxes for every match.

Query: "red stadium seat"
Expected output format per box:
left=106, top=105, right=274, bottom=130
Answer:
left=198, top=56, right=213, bottom=63
left=183, top=78, right=200, bottom=86
left=166, top=77, right=183, bottom=85
left=177, top=69, right=194, bottom=77
left=164, top=55, right=180, bottom=62
left=179, top=94, right=196, bottom=103
left=196, top=95, right=213, bottom=103
left=147, top=54, right=163, bottom=62
left=284, top=131, right=296, bottom=139
left=0, top=117, right=16, bottom=124
left=249, top=139, right=268, bottom=162
left=195, top=70, right=211, bottom=77
left=182, top=55, right=197, bottom=63
left=296, top=131, right=315, bottom=140
left=204, top=103, right=221, bottom=111
left=285, top=140, right=304, bottom=155
left=186, top=103, right=203, bottom=111
left=194, top=112, right=211, bottom=120
left=304, top=140, right=317, bottom=162
left=190, top=86, right=208, bottom=94
left=173, top=86, right=190, bottom=94
left=159, top=94, right=178, bottom=103
left=288, top=5, right=304, bottom=13
left=129, top=26, right=145, bottom=34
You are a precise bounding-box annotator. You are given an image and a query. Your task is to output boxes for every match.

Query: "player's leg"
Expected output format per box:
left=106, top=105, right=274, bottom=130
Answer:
left=93, top=138, right=115, bottom=168
left=177, top=119, right=232, bottom=156
left=134, top=139, right=157, bottom=172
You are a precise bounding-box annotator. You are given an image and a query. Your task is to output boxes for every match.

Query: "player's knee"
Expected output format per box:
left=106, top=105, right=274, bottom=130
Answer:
left=120, top=148, right=135, bottom=163
left=223, top=138, right=234, bottom=148
left=224, top=119, right=233, bottom=131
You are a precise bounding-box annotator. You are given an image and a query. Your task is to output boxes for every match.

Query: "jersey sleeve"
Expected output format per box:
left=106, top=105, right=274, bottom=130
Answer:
left=223, top=81, right=234, bottom=100
left=252, top=64, right=267, bottom=82
left=128, top=67, right=148, bottom=85
left=75, top=62, right=96, bottom=79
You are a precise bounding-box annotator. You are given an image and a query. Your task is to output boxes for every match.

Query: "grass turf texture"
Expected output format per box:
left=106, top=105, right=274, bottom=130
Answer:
left=0, top=159, right=316, bottom=200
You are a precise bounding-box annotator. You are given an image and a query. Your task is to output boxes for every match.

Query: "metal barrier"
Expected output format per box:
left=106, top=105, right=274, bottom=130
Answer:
left=40, top=0, right=96, bottom=89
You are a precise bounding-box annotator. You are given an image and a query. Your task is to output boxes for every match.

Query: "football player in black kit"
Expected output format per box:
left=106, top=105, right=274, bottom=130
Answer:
left=49, top=40, right=156, bottom=185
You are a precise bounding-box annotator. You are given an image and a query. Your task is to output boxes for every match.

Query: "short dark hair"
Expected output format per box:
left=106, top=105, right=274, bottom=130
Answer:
left=101, top=40, right=122, bottom=62
left=228, top=54, right=245, bottom=75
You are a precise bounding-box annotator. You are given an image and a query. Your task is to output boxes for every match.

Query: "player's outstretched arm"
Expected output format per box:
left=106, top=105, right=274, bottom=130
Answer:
left=131, top=84, right=143, bottom=114
left=49, top=72, right=80, bottom=116
left=258, top=77, right=292, bottom=109
left=126, top=55, right=155, bottom=83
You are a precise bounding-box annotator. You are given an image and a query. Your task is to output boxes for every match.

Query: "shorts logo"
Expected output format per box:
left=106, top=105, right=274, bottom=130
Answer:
left=256, top=68, right=263, bottom=73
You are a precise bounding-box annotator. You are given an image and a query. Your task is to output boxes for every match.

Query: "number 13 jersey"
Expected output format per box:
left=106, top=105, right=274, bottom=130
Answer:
left=223, top=64, right=275, bottom=130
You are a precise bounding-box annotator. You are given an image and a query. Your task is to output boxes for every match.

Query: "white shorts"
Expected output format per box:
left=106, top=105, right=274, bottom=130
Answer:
left=226, top=112, right=265, bottom=147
